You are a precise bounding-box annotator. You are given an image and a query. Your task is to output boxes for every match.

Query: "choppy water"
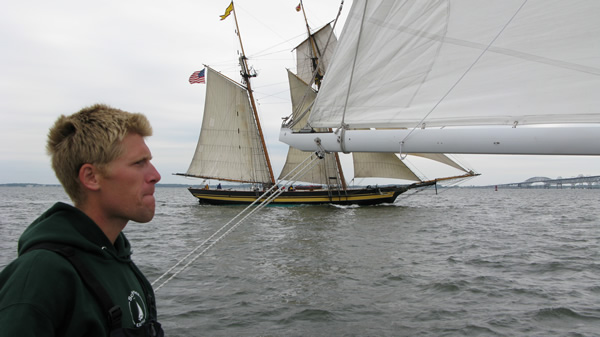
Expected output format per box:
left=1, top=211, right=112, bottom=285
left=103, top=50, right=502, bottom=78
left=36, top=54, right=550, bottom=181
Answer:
left=1, top=186, right=599, bottom=336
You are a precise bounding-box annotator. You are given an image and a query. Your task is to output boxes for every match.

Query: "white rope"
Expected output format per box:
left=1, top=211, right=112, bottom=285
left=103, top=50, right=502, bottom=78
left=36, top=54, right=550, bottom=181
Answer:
left=152, top=152, right=324, bottom=291
left=339, top=0, right=368, bottom=129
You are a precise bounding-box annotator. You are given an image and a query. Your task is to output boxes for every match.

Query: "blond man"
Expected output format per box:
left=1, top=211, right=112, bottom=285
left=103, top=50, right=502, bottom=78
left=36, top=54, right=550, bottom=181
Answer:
left=0, top=104, right=164, bottom=336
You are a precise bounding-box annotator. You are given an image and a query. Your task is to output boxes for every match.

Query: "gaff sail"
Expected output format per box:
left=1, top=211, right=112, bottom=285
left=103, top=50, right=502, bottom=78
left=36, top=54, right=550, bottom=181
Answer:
left=184, top=67, right=272, bottom=184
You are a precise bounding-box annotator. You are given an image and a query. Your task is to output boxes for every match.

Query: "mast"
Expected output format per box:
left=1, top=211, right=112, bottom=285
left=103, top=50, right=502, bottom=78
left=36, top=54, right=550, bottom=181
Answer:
left=231, top=1, right=276, bottom=184
left=298, top=1, right=348, bottom=190
left=299, top=0, right=324, bottom=87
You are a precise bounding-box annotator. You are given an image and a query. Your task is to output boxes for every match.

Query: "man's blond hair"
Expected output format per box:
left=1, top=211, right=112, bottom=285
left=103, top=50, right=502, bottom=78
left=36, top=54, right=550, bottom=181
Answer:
left=47, top=104, right=153, bottom=205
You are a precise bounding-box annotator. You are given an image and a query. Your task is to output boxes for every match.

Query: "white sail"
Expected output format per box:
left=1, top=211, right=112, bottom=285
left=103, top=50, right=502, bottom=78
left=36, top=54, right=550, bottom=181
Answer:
left=185, top=67, right=272, bottom=183
left=279, top=70, right=340, bottom=185
left=283, top=64, right=457, bottom=183
left=294, top=24, right=338, bottom=86
left=309, top=0, right=600, bottom=129
left=281, top=0, right=600, bottom=155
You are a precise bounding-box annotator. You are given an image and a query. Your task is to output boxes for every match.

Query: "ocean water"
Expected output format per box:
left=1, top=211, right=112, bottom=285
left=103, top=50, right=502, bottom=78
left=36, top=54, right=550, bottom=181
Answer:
left=1, top=186, right=599, bottom=336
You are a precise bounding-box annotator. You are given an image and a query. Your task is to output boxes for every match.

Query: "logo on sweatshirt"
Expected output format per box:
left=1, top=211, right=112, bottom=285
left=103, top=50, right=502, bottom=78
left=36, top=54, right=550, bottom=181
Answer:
left=128, top=290, right=147, bottom=327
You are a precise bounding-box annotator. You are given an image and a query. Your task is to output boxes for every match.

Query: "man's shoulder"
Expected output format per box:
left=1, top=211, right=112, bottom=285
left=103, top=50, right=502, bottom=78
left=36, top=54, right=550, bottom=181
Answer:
left=1, top=248, right=81, bottom=289
left=0, top=248, right=108, bottom=337
left=0, top=248, right=82, bottom=320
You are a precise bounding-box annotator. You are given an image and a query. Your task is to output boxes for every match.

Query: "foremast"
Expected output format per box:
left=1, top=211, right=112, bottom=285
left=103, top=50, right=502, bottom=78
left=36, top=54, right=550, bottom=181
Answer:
left=231, top=1, right=276, bottom=185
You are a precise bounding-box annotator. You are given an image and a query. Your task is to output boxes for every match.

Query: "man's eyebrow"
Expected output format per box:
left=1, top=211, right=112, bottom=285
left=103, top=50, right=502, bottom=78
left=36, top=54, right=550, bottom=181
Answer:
left=132, top=154, right=152, bottom=162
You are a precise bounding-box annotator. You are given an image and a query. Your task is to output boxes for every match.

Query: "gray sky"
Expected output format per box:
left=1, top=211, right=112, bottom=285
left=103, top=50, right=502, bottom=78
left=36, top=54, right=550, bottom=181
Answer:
left=2, top=0, right=599, bottom=187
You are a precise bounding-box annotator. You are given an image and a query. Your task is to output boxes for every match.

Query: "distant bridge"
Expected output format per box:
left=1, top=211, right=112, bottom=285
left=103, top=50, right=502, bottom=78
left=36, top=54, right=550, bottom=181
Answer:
left=496, top=175, right=600, bottom=188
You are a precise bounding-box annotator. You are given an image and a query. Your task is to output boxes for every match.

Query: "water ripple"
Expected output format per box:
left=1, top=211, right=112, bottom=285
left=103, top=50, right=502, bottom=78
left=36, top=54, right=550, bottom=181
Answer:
left=3, top=187, right=600, bottom=336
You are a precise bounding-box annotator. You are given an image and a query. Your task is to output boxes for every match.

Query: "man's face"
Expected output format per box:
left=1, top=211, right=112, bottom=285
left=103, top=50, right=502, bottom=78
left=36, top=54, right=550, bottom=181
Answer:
left=98, top=133, right=161, bottom=224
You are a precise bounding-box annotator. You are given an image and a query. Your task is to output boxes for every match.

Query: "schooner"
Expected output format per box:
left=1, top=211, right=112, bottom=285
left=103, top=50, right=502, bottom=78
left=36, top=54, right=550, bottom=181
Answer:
left=178, top=1, right=476, bottom=205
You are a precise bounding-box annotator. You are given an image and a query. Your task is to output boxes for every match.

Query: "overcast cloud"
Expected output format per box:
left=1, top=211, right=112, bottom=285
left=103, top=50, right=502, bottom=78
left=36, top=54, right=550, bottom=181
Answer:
left=1, top=0, right=598, bottom=187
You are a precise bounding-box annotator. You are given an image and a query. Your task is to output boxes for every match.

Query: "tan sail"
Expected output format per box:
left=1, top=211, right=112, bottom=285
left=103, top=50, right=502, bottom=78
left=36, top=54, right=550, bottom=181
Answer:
left=185, top=67, right=271, bottom=184
left=352, top=153, right=420, bottom=181
left=352, top=151, right=469, bottom=181
left=294, top=23, right=338, bottom=86
left=410, top=153, right=467, bottom=173
left=278, top=70, right=340, bottom=185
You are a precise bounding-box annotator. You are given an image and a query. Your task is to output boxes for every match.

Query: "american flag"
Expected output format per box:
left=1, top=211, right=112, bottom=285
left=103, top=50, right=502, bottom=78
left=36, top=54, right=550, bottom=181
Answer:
left=189, top=69, right=206, bottom=84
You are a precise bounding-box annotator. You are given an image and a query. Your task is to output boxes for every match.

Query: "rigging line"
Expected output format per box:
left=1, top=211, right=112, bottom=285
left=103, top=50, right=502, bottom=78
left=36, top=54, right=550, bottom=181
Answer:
left=247, top=155, right=323, bottom=209
left=285, top=70, right=317, bottom=129
left=253, top=89, right=291, bottom=102
left=251, top=47, right=297, bottom=59
left=307, top=1, right=344, bottom=84
left=287, top=101, right=315, bottom=130
left=398, top=155, right=427, bottom=182
left=433, top=176, right=477, bottom=196
left=288, top=88, right=316, bottom=129
left=251, top=41, right=309, bottom=59
left=152, top=153, right=323, bottom=291
left=401, top=0, right=529, bottom=143
left=278, top=151, right=322, bottom=181
left=154, top=157, right=324, bottom=291
left=286, top=1, right=345, bottom=130
left=234, top=2, right=303, bottom=53
left=395, top=184, right=434, bottom=201
left=254, top=80, right=289, bottom=89
left=399, top=174, right=476, bottom=201
left=401, top=175, right=473, bottom=200
left=339, top=0, right=367, bottom=129
left=173, top=157, right=326, bottom=285
left=445, top=153, right=475, bottom=174
left=248, top=32, right=309, bottom=59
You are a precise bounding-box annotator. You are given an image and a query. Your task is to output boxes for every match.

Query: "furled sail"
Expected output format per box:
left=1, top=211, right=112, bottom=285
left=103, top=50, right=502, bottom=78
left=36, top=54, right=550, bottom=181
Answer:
left=185, top=67, right=272, bottom=184
left=294, top=24, right=338, bottom=86
left=308, top=0, right=600, bottom=129
left=278, top=70, right=341, bottom=185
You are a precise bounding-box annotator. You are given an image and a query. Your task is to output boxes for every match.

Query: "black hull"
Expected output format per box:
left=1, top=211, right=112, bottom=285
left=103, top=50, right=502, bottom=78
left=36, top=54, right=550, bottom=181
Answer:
left=188, top=181, right=435, bottom=206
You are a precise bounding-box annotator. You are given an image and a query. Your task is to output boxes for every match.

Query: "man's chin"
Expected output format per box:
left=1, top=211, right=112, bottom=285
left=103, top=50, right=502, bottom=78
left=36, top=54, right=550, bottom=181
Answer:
left=133, top=211, right=155, bottom=223
left=134, top=202, right=156, bottom=223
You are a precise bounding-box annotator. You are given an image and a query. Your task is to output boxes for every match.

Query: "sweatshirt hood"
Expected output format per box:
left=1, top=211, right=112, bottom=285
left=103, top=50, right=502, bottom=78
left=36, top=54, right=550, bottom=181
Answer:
left=18, top=202, right=132, bottom=260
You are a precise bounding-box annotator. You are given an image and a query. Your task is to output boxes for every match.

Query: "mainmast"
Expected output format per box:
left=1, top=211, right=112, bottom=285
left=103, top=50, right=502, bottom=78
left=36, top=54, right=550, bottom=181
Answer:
left=299, top=1, right=324, bottom=88
left=298, top=1, right=347, bottom=190
left=230, top=1, right=276, bottom=184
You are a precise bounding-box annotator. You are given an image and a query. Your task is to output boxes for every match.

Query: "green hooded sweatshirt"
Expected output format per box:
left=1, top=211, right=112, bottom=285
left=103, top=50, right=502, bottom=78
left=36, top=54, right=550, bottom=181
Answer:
left=0, top=202, right=160, bottom=336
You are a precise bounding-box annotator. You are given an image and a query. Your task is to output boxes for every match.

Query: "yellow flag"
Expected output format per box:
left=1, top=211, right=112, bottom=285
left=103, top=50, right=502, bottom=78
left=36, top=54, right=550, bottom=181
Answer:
left=220, top=2, right=234, bottom=20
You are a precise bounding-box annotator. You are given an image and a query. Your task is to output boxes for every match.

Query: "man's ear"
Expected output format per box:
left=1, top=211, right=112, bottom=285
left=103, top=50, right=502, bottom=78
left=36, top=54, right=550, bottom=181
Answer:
left=79, top=163, right=101, bottom=191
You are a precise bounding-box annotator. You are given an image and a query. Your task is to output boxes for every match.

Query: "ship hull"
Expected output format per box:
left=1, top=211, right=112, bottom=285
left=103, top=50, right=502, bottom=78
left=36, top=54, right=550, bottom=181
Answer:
left=188, top=182, right=435, bottom=206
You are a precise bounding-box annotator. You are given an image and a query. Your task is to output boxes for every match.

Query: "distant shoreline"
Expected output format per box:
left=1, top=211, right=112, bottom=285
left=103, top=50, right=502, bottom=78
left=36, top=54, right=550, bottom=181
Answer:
left=1, top=183, right=598, bottom=189
left=0, top=183, right=193, bottom=188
